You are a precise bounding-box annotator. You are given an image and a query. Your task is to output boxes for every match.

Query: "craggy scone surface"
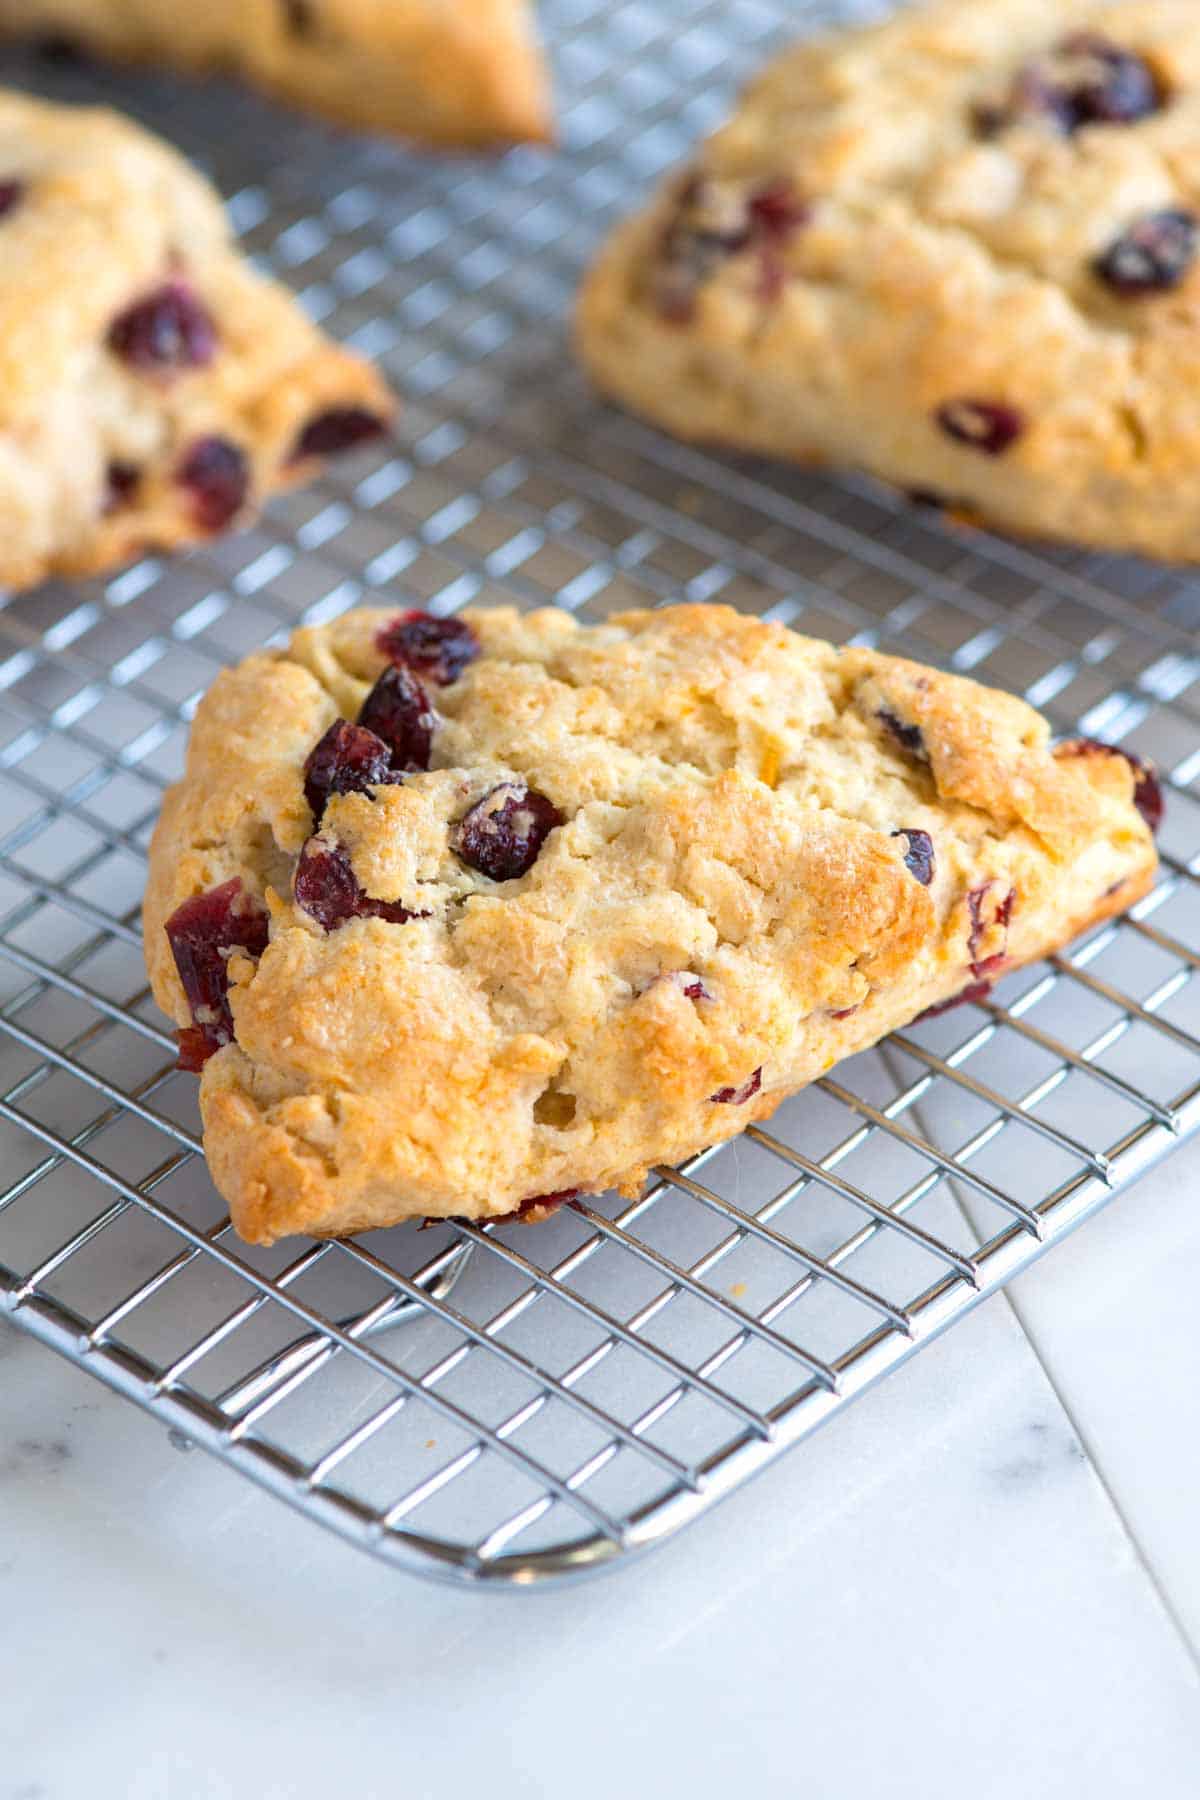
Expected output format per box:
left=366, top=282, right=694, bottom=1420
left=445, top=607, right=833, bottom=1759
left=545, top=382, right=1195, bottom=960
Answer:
left=0, top=0, right=551, bottom=147
left=578, top=0, right=1200, bottom=560
left=0, top=89, right=392, bottom=590
left=143, top=603, right=1157, bottom=1245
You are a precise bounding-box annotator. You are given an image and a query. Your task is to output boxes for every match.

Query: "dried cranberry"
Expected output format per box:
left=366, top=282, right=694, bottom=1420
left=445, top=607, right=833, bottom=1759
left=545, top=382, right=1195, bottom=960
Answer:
left=1128, top=758, right=1164, bottom=833
left=103, top=461, right=140, bottom=512
left=968, top=883, right=1016, bottom=978
left=282, top=0, right=315, bottom=36
left=892, top=828, right=935, bottom=885
left=294, top=838, right=420, bottom=931
left=357, top=665, right=434, bottom=772
left=710, top=1067, right=763, bottom=1105
left=977, top=34, right=1163, bottom=136
left=936, top=398, right=1025, bottom=456
left=491, top=1189, right=581, bottom=1226
left=1053, top=32, right=1162, bottom=127
left=653, top=173, right=809, bottom=322
left=676, top=974, right=711, bottom=1002
left=33, top=32, right=89, bottom=63
left=830, top=1005, right=860, bottom=1020
left=452, top=782, right=563, bottom=882
left=0, top=180, right=24, bottom=218
left=376, top=610, right=480, bottom=686
left=1094, top=209, right=1197, bottom=294
left=877, top=706, right=928, bottom=761
left=176, top=1026, right=215, bottom=1072
left=178, top=436, right=249, bottom=531
left=303, top=719, right=403, bottom=823
left=915, top=980, right=994, bottom=1022
left=108, top=281, right=217, bottom=373
left=164, top=878, right=269, bottom=1067
left=1058, top=738, right=1164, bottom=832
left=746, top=179, right=810, bottom=237
left=292, top=407, right=385, bottom=460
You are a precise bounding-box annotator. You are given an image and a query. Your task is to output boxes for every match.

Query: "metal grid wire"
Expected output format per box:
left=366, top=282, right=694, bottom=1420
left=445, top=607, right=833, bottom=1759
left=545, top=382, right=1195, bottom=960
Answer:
left=1, top=0, right=1199, bottom=1588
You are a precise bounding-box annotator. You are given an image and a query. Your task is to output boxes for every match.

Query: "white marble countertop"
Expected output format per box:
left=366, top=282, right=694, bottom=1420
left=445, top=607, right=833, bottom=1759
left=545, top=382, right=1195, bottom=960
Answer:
left=3, top=1138, right=1199, bottom=1800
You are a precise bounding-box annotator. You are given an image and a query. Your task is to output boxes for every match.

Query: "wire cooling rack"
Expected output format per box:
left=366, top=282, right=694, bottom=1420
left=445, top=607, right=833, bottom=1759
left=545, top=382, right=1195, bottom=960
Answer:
left=0, top=1, right=1198, bottom=1590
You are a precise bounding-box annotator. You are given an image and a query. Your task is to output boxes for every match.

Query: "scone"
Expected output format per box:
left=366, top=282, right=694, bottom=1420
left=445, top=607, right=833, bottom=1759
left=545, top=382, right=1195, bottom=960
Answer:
left=143, top=601, right=1160, bottom=1246
left=0, top=90, right=392, bottom=591
left=0, top=1, right=552, bottom=148
left=578, top=0, right=1200, bottom=561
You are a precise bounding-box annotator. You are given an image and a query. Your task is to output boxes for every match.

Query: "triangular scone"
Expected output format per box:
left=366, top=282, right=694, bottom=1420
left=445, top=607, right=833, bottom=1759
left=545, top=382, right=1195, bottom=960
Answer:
left=578, top=0, right=1200, bottom=561
left=0, top=91, right=392, bottom=591
left=143, top=602, right=1158, bottom=1246
left=0, top=0, right=552, bottom=148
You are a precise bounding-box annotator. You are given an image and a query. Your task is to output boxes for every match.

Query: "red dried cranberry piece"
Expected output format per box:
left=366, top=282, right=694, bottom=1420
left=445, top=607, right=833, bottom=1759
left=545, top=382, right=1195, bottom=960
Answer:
left=376, top=610, right=480, bottom=686
left=452, top=782, right=563, bottom=881
left=977, top=34, right=1163, bottom=136
left=915, top=980, right=994, bottom=1022
left=1058, top=737, right=1164, bottom=833
left=103, top=461, right=140, bottom=512
left=33, top=32, right=89, bottom=63
left=1128, top=759, right=1164, bottom=834
left=165, top=878, right=269, bottom=1067
left=303, top=719, right=403, bottom=823
left=830, top=1005, right=860, bottom=1020
left=936, top=398, right=1025, bottom=456
left=877, top=706, right=928, bottom=761
left=292, top=407, right=386, bottom=460
left=675, top=974, right=712, bottom=1002
left=282, top=0, right=315, bottom=36
left=968, top=883, right=1016, bottom=978
left=178, top=436, right=249, bottom=531
left=710, top=1067, right=763, bottom=1105
left=746, top=179, right=811, bottom=237
left=357, top=665, right=434, bottom=771
left=176, top=1025, right=215, bottom=1073
left=294, top=838, right=421, bottom=931
left=492, top=1189, right=581, bottom=1225
left=892, top=828, right=935, bottom=885
left=1054, top=32, right=1163, bottom=127
left=1095, top=209, right=1197, bottom=294
left=0, top=180, right=24, bottom=218
left=108, top=281, right=217, bottom=373
left=653, top=173, right=809, bottom=322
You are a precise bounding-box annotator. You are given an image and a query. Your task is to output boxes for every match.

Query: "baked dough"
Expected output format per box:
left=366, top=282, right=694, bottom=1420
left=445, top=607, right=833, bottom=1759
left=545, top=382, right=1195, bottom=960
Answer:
left=0, top=89, right=392, bottom=590
left=577, top=0, right=1200, bottom=560
left=0, top=0, right=552, bottom=147
left=143, top=602, right=1159, bottom=1245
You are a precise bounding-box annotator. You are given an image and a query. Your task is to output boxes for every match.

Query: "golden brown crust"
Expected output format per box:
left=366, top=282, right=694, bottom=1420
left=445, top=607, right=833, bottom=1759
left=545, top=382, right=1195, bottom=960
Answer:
left=0, top=90, right=393, bottom=591
left=577, top=0, right=1200, bottom=560
left=143, top=602, right=1157, bottom=1244
left=0, top=0, right=553, bottom=148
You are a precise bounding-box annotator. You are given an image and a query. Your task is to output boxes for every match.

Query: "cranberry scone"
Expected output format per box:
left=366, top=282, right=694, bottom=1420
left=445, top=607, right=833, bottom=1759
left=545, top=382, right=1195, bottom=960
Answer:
left=0, top=90, right=392, bottom=591
left=143, top=601, right=1159, bottom=1246
left=578, top=0, right=1200, bottom=560
left=0, top=1, right=552, bottom=148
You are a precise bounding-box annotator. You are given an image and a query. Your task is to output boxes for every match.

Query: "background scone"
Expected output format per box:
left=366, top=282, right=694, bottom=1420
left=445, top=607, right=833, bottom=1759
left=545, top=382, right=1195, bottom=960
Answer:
left=143, top=602, right=1159, bottom=1246
left=0, top=90, right=392, bottom=591
left=0, top=0, right=552, bottom=148
left=578, top=0, right=1200, bottom=561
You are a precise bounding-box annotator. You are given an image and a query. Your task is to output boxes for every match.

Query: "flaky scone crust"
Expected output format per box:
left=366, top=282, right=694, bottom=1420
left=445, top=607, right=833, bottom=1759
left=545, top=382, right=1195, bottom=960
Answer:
left=0, top=90, right=392, bottom=591
left=578, top=0, right=1200, bottom=561
left=143, top=603, right=1156, bottom=1246
left=0, top=0, right=552, bottom=147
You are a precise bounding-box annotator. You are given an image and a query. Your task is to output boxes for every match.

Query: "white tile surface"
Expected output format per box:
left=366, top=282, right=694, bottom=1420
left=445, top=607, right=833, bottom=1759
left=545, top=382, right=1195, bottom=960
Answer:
left=4, top=1156, right=1200, bottom=1800
left=1001, top=1144, right=1200, bottom=1647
